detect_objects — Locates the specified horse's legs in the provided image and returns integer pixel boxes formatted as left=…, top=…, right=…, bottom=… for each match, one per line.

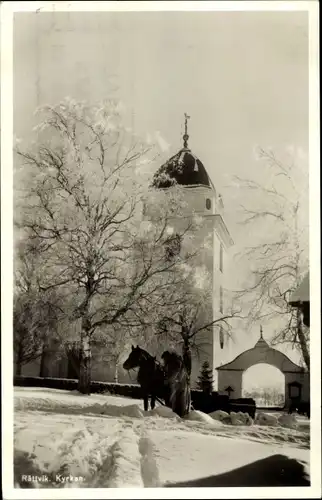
left=169, top=387, right=176, bottom=412
left=151, top=394, right=156, bottom=410
left=164, top=384, right=170, bottom=407
left=143, top=395, right=149, bottom=412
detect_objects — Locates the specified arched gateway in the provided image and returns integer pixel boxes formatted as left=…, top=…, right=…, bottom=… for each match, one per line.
left=216, top=328, right=309, bottom=405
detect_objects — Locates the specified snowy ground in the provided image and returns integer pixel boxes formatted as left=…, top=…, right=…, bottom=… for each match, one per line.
left=14, top=387, right=310, bottom=489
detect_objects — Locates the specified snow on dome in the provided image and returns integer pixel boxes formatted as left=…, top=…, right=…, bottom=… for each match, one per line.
left=289, top=272, right=310, bottom=304
left=152, top=148, right=211, bottom=189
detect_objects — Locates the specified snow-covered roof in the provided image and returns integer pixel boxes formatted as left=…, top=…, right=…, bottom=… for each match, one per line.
left=289, top=273, right=310, bottom=304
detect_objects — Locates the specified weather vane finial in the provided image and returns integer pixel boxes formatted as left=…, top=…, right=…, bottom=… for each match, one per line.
left=260, top=325, right=263, bottom=339
left=183, top=113, right=190, bottom=149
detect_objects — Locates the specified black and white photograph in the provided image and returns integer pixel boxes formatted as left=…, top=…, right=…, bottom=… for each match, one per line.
left=1, top=1, right=320, bottom=497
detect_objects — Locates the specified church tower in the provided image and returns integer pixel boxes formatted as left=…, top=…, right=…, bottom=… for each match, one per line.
left=152, top=115, right=233, bottom=387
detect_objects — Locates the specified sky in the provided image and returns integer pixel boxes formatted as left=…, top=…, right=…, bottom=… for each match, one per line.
left=243, top=364, right=285, bottom=393
left=13, top=9, right=309, bottom=384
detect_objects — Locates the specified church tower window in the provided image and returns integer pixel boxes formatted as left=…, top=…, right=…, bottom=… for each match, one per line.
left=219, top=243, right=224, bottom=272
left=220, top=285, right=224, bottom=314
left=206, top=198, right=211, bottom=210
left=219, top=325, right=224, bottom=349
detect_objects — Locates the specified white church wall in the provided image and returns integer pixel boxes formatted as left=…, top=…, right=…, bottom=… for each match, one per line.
left=179, top=185, right=217, bottom=216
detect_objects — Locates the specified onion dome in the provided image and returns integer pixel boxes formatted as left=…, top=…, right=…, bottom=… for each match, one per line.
left=152, top=114, right=211, bottom=189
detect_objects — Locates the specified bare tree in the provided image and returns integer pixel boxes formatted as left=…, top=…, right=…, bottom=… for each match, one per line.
left=15, top=98, right=196, bottom=394
left=231, top=148, right=309, bottom=370
left=244, top=387, right=284, bottom=406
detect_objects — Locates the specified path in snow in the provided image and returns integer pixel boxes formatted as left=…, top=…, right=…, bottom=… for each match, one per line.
left=15, top=411, right=160, bottom=488
left=14, top=388, right=310, bottom=488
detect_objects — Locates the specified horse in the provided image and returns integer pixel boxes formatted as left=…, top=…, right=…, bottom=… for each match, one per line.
left=161, top=349, right=191, bottom=417
left=123, top=345, right=165, bottom=411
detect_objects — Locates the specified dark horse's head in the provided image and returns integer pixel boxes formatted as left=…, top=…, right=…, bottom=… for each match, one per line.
left=123, top=345, right=155, bottom=371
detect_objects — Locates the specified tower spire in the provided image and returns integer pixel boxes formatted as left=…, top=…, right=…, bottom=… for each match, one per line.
left=183, top=113, right=190, bottom=149
left=260, top=325, right=263, bottom=339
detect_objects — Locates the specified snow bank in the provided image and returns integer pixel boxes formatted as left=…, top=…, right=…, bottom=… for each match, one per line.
left=278, top=414, right=299, bottom=429
left=86, top=403, right=144, bottom=419
left=230, top=411, right=246, bottom=426
left=147, top=406, right=179, bottom=419
left=210, top=410, right=253, bottom=426
left=230, top=411, right=253, bottom=426
left=15, top=389, right=145, bottom=419
left=209, top=410, right=231, bottom=424
left=184, top=410, right=224, bottom=427
left=255, top=412, right=278, bottom=427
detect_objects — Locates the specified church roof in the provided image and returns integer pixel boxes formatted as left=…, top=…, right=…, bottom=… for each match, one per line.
left=152, top=113, right=212, bottom=189
left=152, top=148, right=211, bottom=189
left=254, top=325, right=269, bottom=348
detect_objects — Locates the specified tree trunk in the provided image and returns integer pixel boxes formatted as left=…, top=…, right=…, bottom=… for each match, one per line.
left=114, top=362, right=119, bottom=383
left=182, top=338, right=192, bottom=414
left=39, top=342, right=50, bottom=378
left=78, top=334, right=91, bottom=394
left=297, top=307, right=310, bottom=371
left=182, top=337, right=192, bottom=378
left=15, top=339, right=23, bottom=376
left=78, top=301, right=92, bottom=394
